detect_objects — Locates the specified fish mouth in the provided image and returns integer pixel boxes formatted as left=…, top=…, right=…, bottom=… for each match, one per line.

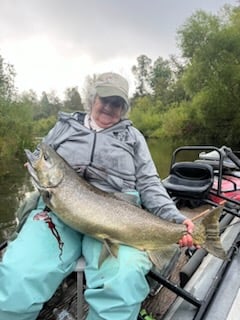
left=24, top=149, right=43, bottom=189
left=25, top=149, right=38, bottom=167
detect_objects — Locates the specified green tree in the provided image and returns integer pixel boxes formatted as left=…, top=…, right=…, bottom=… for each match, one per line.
left=40, top=91, right=50, bottom=114
left=129, top=96, right=163, bottom=137
left=177, top=10, right=220, bottom=60
left=0, top=53, right=34, bottom=160
left=33, top=115, right=57, bottom=137
left=132, top=55, right=152, bottom=97
left=81, top=74, right=99, bottom=111
left=19, top=90, right=42, bottom=120
left=46, top=90, right=63, bottom=116
left=176, top=5, right=240, bottom=146
left=151, top=57, right=172, bottom=101
left=64, top=87, right=84, bottom=112
left=0, top=55, right=16, bottom=100
left=150, top=56, right=188, bottom=107
left=0, top=99, right=34, bottom=159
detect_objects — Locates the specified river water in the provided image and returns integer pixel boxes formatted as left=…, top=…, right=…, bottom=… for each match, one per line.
left=0, top=139, right=194, bottom=243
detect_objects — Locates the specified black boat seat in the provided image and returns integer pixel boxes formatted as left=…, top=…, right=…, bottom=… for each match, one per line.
left=163, top=162, right=214, bottom=199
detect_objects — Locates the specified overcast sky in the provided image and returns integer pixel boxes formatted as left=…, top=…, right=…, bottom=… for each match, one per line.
left=0, top=0, right=237, bottom=97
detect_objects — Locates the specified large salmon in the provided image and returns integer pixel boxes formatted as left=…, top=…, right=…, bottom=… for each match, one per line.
left=25, top=143, right=226, bottom=269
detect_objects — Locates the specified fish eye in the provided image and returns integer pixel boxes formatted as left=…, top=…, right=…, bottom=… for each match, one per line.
left=43, top=153, right=49, bottom=161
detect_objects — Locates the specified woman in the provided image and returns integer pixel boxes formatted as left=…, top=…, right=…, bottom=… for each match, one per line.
left=0, top=72, right=194, bottom=320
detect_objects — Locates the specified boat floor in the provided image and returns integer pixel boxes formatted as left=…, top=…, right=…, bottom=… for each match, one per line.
left=37, top=272, right=89, bottom=320
left=37, top=247, right=189, bottom=320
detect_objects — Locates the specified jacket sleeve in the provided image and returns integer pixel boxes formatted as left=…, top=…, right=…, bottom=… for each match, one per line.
left=132, top=128, right=186, bottom=224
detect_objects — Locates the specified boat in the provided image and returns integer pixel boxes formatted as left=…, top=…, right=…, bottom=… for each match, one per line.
left=160, top=145, right=240, bottom=320
left=1, top=145, right=240, bottom=320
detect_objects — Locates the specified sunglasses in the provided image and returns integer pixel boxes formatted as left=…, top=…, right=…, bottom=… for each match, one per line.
left=99, top=96, right=125, bottom=109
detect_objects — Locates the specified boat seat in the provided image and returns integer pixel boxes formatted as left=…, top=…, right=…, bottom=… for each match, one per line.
left=163, top=162, right=214, bottom=199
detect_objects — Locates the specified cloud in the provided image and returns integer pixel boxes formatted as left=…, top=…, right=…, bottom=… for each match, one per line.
left=0, top=0, right=237, bottom=96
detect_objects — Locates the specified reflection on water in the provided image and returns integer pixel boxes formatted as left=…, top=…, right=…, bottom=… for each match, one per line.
left=148, top=139, right=200, bottom=178
left=0, top=159, right=34, bottom=243
left=148, top=138, right=175, bottom=179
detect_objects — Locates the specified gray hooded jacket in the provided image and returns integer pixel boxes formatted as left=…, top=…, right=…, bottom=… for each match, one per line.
left=39, top=111, right=186, bottom=223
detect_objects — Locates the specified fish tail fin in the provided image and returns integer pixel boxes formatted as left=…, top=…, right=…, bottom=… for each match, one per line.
left=195, top=206, right=227, bottom=260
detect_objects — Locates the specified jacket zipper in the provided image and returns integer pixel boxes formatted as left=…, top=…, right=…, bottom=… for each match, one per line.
left=90, top=130, right=97, bottom=164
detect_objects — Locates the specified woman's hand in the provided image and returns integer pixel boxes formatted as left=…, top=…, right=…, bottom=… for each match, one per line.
left=183, top=218, right=194, bottom=233
left=178, top=219, right=195, bottom=247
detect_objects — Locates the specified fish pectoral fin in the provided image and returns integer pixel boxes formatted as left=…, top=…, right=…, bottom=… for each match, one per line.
left=98, top=239, right=119, bottom=268
left=103, top=239, right=119, bottom=257
left=148, top=244, right=180, bottom=273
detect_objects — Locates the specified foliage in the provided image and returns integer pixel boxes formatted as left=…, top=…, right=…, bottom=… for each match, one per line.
left=0, top=99, right=34, bottom=160
left=0, top=56, right=16, bottom=100
left=81, top=74, right=98, bottom=111
left=63, top=87, right=84, bottom=112
left=151, top=57, right=172, bottom=101
left=33, top=115, right=58, bottom=137
left=0, top=56, right=32, bottom=160
left=178, top=5, right=240, bottom=146
left=129, top=96, right=163, bottom=137
left=132, top=55, right=152, bottom=96
left=38, top=91, right=63, bottom=119
left=130, top=4, right=240, bottom=148
left=0, top=54, right=84, bottom=164
left=177, top=10, right=220, bottom=60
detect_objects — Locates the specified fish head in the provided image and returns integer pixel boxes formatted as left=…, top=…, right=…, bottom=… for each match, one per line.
left=25, top=143, right=64, bottom=189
